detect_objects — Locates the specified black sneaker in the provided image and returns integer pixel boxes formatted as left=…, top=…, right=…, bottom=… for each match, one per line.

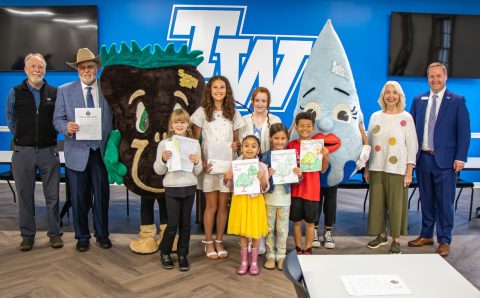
left=50, top=236, right=64, bottom=249
left=160, top=253, right=174, bottom=269
left=178, top=255, right=190, bottom=271
left=19, top=238, right=34, bottom=251
left=303, top=247, right=313, bottom=255
left=96, top=237, right=112, bottom=249
left=76, top=239, right=90, bottom=252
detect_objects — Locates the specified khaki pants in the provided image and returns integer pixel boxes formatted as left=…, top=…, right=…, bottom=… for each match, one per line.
left=367, top=171, right=408, bottom=238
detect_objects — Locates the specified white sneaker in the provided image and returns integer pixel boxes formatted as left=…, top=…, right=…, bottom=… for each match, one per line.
left=323, top=230, right=335, bottom=249
left=258, top=237, right=266, bottom=255
left=312, top=226, right=321, bottom=248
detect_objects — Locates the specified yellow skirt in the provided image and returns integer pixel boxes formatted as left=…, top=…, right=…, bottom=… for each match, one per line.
left=228, top=194, right=268, bottom=239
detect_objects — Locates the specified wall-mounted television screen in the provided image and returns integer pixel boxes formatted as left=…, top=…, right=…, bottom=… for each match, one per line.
left=0, top=6, right=98, bottom=71
left=389, top=12, right=480, bottom=78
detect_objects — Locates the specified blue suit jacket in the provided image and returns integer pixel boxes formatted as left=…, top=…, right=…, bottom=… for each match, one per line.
left=53, top=79, right=113, bottom=172
left=409, top=89, right=470, bottom=169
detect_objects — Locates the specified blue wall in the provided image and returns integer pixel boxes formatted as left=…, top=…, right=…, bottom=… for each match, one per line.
left=1, top=0, right=479, bottom=180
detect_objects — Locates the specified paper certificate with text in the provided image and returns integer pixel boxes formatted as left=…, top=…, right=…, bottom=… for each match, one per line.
left=75, top=108, right=102, bottom=140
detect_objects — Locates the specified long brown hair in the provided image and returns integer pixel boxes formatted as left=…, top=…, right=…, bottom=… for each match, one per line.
left=202, top=75, right=236, bottom=122
left=250, top=86, right=271, bottom=127
left=167, top=109, right=194, bottom=139
left=269, top=123, right=288, bottom=138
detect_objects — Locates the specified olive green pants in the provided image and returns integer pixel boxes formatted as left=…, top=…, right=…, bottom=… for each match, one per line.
left=367, top=171, right=408, bottom=238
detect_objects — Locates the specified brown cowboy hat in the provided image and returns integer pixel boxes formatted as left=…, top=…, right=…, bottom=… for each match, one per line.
left=66, top=48, right=101, bottom=69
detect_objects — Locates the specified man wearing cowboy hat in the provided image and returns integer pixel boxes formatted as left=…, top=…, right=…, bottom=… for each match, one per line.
left=53, top=48, right=113, bottom=252
left=6, top=53, right=63, bottom=251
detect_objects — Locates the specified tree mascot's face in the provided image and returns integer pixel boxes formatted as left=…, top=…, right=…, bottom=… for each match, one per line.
left=100, top=44, right=204, bottom=196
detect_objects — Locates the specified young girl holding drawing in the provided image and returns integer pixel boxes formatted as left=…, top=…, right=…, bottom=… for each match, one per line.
left=154, top=109, right=202, bottom=271
left=224, top=135, right=269, bottom=275
left=191, top=76, right=245, bottom=259
left=239, top=86, right=281, bottom=255
left=260, top=123, right=302, bottom=270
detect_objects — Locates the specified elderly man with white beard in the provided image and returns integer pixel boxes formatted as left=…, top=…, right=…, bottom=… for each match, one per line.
left=53, top=48, right=113, bottom=252
left=6, top=53, right=63, bottom=251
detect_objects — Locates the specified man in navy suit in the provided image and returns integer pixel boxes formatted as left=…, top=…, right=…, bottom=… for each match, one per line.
left=53, top=48, right=113, bottom=252
left=408, top=62, right=470, bottom=257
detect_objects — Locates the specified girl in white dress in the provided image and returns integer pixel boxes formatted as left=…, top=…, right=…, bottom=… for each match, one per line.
left=191, top=76, right=245, bottom=259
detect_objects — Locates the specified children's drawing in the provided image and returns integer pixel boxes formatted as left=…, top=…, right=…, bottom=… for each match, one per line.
left=271, top=149, right=299, bottom=184
left=300, top=139, right=324, bottom=172
left=165, top=140, right=181, bottom=172
left=232, top=159, right=260, bottom=195
left=172, top=135, right=198, bottom=172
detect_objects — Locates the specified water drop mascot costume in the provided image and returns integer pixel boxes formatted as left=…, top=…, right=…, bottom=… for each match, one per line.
left=290, top=20, right=370, bottom=245
left=100, top=41, right=204, bottom=254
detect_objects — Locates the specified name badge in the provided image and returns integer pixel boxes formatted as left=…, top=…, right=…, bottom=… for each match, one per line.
left=421, top=96, right=429, bottom=100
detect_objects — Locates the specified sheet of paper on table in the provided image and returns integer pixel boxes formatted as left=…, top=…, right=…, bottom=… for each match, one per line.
left=340, top=274, right=412, bottom=296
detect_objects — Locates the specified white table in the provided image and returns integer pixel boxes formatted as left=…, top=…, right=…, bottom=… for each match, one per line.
left=298, top=254, right=479, bottom=298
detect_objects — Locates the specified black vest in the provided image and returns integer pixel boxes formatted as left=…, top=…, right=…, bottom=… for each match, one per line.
left=13, top=79, right=57, bottom=147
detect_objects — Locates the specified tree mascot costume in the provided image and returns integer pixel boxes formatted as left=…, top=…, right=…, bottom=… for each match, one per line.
left=290, top=20, right=370, bottom=242
left=100, top=41, right=204, bottom=254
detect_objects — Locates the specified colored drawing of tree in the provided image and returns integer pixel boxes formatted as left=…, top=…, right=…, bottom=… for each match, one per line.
left=248, top=165, right=258, bottom=176
left=235, top=173, right=254, bottom=192
left=301, top=152, right=316, bottom=170
left=275, top=164, right=291, bottom=182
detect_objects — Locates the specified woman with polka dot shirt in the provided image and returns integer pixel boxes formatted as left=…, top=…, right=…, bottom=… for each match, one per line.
left=364, top=81, right=418, bottom=254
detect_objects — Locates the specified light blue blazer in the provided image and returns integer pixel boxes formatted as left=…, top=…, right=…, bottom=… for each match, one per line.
left=53, top=79, right=113, bottom=172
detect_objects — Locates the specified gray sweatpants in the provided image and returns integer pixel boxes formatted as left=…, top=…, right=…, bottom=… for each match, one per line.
left=12, top=145, right=61, bottom=239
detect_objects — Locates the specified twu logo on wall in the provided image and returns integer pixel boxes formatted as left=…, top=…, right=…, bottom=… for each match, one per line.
left=168, top=5, right=317, bottom=112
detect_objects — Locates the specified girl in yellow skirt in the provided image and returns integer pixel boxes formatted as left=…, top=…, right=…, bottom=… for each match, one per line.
left=224, top=135, right=269, bottom=275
